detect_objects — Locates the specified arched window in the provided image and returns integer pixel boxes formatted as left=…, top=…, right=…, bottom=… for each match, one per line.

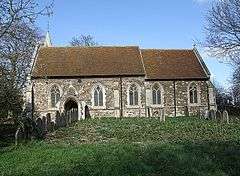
left=51, top=85, right=60, bottom=107
left=129, top=84, right=138, bottom=106
left=94, top=85, right=103, bottom=106
left=189, top=83, right=198, bottom=104
left=152, top=83, right=161, bottom=105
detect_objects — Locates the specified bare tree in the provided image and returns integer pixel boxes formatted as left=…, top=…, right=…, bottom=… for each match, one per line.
left=0, top=22, right=41, bottom=89
left=0, top=0, right=53, bottom=40
left=0, top=0, right=52, bottom=119
left=70, top=35, right=98, bottom=47
left=204, top=0, right=240, bottom=65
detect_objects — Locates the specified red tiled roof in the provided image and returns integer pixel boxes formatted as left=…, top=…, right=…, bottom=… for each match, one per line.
left=31, top=46, right=210, bottom=80
left=32, top=46, right=145, bottom=77
left=141, top=49, right=209, bottom=80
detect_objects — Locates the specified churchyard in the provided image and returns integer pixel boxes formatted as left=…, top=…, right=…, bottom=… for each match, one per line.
left=0, top=116, right=240, bottom=176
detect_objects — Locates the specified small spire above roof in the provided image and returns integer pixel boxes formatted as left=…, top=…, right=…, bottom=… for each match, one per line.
left=43, top=31, right=52, bottom=47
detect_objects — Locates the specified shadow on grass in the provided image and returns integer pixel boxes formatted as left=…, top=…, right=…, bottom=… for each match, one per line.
left=1, top=141, right=240, bottom=176
left=69, top=141, right=240, bottom=176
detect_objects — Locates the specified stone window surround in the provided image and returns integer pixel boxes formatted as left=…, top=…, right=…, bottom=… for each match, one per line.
left=48, top=83, right=63, bottom=111
left=91, top=83, right=106, bottom=109
left=150, top=82, right=164, bottom=108
left=67, top=85, right=78, bottom=96
left=126, top=83, right=141, bottom=108
left=187, top=81, right=201, bottom=106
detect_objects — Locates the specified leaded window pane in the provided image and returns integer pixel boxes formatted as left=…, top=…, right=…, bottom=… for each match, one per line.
left=194, top=89, right=198, bottom=103
left=94, top=90, right=98, bottom=106
left=129, top=84, right=138, bottom=106
left=189, top=83, right=198, bottom=104
left=152, top=83, right=161, bottom=105
left=190, top=91, right=194, bottom=104
left=99, top=89, right=103, bottom=106
left=134, top=91, right=138, bottom=105
left=129, top=91, right=134, bottom=105
left=152, top=90, right=156, bottom=104
left=51, top=86, right=60, bottom=107
left=94, top=85, right=104, bottom=107
left=157, top=90, right=161, bottom=104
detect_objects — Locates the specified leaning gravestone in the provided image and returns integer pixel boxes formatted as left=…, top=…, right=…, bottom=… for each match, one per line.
left=222, top=110, right=229, bottom=124
left=209, top=109, right=216, bottom=120
left=15, top=127, right=24, bottom=146
left=216, top=110, right=222, bottom=122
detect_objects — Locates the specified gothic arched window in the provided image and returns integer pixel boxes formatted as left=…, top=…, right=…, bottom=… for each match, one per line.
left=189, top=83, right=198, bottom=104
left=51, top=85, right=60, bottom=107
left=152, top=83, right=161, bottom=105
left=94, top=85, right=103, bottom=106
left=129, top=84, right=138, bottom=106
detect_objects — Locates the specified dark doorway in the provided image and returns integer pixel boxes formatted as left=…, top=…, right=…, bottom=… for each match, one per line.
left=64, top=99, right=79, bottom=122
left=64, top=99, right=78, bottom=112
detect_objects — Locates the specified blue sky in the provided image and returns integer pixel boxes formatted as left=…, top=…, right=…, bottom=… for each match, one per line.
left=37, top=0, right=232, bottom=87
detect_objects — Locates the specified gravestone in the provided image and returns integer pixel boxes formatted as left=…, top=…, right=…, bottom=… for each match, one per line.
left=216, top=110, right=222, bottom=121
left=65, top=111, right=69, bottom=127
left=209, top=109, right=216, bottom=120
left=55, top=111, right=61, bottom=128
left=36, top=118, right=43, bottom=131
left=184, top=106, right=189, bottom=117
left=204, top=110, right=209, bottom=119
left=197, top=110, right=201, bottom=119
left=49, top=122, right=55, bottom=132
left=160, top=108, right=165, bottom=122
left=152, top=110, right=159, bottom=118
left=46, top=113, right=51, bottom=131
left=42, top=116, right=47, bottom=132
left=147, top=107, right=150, bottom=118
left=15, top=127, right=24, bottom=145
left=223, top=110, right=229, bottom=124
left=73, top=109, right=78, bottom=122
left=85, top=105, right=91, bottom=119
left=61, top=112, right=67, bottom=127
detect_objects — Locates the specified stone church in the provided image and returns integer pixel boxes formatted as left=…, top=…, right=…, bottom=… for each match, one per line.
left=29, top=34, right=216, bottom=120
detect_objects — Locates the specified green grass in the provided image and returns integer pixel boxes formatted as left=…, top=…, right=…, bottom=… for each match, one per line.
left=0, top=117, right=240, bottom=176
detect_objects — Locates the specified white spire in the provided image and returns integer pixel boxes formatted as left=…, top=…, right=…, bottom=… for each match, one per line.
left=43, top=31, right=52, bottom=47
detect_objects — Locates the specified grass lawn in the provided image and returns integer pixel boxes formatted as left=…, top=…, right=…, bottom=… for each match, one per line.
left=0, top=117, right=240, bottom=176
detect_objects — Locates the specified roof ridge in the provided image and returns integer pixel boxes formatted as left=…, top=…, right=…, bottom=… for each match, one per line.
left=141, top=48, right=193, bottom=51
left=42, top=45, right=140, bottom=49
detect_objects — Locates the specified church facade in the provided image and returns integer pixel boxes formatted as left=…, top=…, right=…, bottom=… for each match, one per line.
left=30, top=39, right=216, bottom=120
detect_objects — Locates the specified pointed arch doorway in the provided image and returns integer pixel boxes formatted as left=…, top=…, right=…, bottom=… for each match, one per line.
left=64, top=98, right=79, bottom=122
left=64, top=99, right=78, bottom=111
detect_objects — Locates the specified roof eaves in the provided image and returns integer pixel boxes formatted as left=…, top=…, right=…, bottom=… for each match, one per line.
left=193, top=48, right=211, bottom=77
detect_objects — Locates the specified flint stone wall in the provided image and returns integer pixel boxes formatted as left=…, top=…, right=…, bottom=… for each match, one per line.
left=32, top=77, right=215, bottom=119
